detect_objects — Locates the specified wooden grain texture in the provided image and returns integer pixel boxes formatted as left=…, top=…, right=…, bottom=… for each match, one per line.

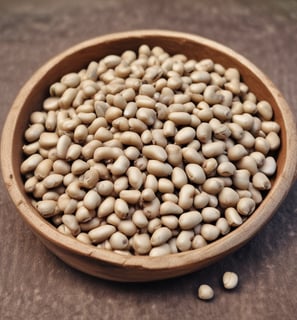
left=0, top=0, right=297, bottom=319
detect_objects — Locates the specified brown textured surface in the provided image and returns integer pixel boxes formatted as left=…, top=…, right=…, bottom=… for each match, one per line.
left=0, top=0, right=297, bottom=319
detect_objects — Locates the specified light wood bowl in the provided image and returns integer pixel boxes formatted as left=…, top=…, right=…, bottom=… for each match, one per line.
left=1, top=30, right=297, bottom=282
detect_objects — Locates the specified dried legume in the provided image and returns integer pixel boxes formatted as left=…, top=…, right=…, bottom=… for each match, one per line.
left=21, top=44, right=281, bottom=256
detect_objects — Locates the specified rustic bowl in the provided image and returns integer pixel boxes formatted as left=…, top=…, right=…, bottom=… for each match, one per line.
left=1, top=30, right=297, bottom=282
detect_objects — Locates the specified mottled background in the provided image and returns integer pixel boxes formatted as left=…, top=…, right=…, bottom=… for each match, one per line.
left=0, top=0, right=297, bottom=319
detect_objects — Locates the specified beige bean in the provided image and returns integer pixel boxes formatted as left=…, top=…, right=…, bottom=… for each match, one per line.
left=34, top=159, right=53, bottom=180
left=59, top=88, right=77, bottom=109
left=66, top=180, right=85, bottom=200
left=36, top=200, right=58, bottom=218
left=128, top=118, right=148, bottom=134
left=93, top=146, right=123, bottom=162
left=49, top=83, right=67, bottom=97
left=23, top=141, right=40, bottom=155
left=132, top=233, right=152, bottom=255
left=232, top=113, right=254, bottom=130
left=237, top=156, right=258, bottom=175
left=227, top=144, right=248, bottom=161
left=81, top=168, right=100, bottom=189
left=160, top=201, right=183, bottom=215
left=198, top=285, right=214, bottom=301
left=259, top=156, right=277, bottom=176
left=257, top=100, right=273, bottom=121
left=216, top=217, right=231, bottom=235
left=254, top=137, right=270, bottom=155
left=196, top=123, right=212, bottom=143
left=179, top=211, right=202, bottom=230
left=212, top=104, right=232, bottom=121
left=223, top=271, right=239, bottom=290
left=248, top=183, right=263, bottom=204
left=171, top=167, right=187, bottom=189
left=76, top=206, right=95, bottom=223
left=217, top=162, right=236, bottom=177
left=201, top=224, right=220, bottom=241
left=83, top=190, right=101, bottom=210
left=151, top=129, right=167, bottom=147
left=225, top=207, right=243, bottom=226
left=166, top=144, right=183, bottom=166
left=96, top=180, right=114, bottom=196
left=21, top=154, right=44, bottom=174
left=142, top=145, right=167, bottom=162
left=126, top=166, right=143, bottom=189
left=178, top=184, right=196, bottom=210
left=219, top=187, right=239, bottom=208
left=76, top=233, right=92, bottom=245
left=62, top=214, right=80, bottom=236
left=25, top=123, right=44, bottom=143
left=201, top=207, right=220, bottom=223
left=194, top=192, right=209, bottom=209
left=185, top=163, right=206, bottom=184
left=237, top=197, right=256, bottom=216
left=149, top=243, right=171, bottom=257
left=119, top=190, right=141, bottom=204
left=109, top=232, right=129, bottom=250
left=202, top=178, right=224, bottom=195
left=42, top=173, right=63, bottom=189
left=71, top=159, right=89, bottom=176
left=176, top=230, right=194, bottom=251
left=135, top=95, right=156, bottom=109
left=252, top=172, right=271, bottom=190
left=151, top=227, right=172, bottom=246
left=182, top=147, right=204, bottom=165
left=227, top=122, right=244, bottom=140
left=157, top=178, right=174, bottom=193
left=136, top=108, right=156, bottom=126
left=161, top=215, right=179, bottom=230
left=80, top=217, right=100, bottom=232
left=163, top=120, right=176, bottom=137
left=192, top=235, right=208, bottom=249
left=132, top=210, right=148, bottom=228
left=140, top=188, right=155, bottom=202
left=88, top=225, right=116, bottom=244
left=38, top=132, right=59, bottom=149
left=233, top=169, right=250, bottom=190
left=175, top=127, right=196, bottom=145
left=143, top=197, right=161, bottom=219
left=117, top=220, right=137, bottom=237
left=106, top=213, right=121, bottom=227
left=266, top=131, right=280, bottom=151
left=112, top=177, right=128, bottom=195
left=144, top=174, right=158, bottom=192
left=202, top=141, right=225, bottom=158
left=97, top=197, right=115, bottom=218
left=119, top=131, right=143, bottom=149
left=61, top=72, right=81, bottom=87
left=56, top=135, right=72, bottom=159
left=168, top=112, right=192, bottom=126
left=147, top=160, right=172, bottom=177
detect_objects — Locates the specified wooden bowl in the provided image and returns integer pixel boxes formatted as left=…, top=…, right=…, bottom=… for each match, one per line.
left=1, top=30, right=297, bottom=282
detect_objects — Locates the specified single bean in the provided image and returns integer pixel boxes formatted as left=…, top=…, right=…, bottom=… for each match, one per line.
left=160, top=201, right=183, bottom=215
left=147, top=160, right=172, bottom=177
left=178, top=184, right=195, bottom=210
left=200, top=224, right=220, bottom=241
left=176, top=230, right=194, bottom=251
left=225, top=207, right=243, bottom=226
left=185, top=163, right=206, bottom=184
left=88, top=225, right=116, bottom=244
left=151, top=227, right=172, bottom=246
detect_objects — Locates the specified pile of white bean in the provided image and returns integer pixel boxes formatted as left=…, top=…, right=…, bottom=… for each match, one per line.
left=21, top=44, right=280, bottom=256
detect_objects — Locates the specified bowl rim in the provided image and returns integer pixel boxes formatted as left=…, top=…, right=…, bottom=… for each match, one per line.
left=1, top=29, right=297, bottom=275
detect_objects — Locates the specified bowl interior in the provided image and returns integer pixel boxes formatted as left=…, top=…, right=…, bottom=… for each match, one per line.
left=2, top=30, right=297, bottom=281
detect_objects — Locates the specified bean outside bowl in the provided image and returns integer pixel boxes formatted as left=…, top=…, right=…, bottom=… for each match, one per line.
left=1, top=30, right=297, bottom=282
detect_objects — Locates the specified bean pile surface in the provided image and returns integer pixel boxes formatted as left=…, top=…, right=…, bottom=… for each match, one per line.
left=21, top=44, right=280, bottom=256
